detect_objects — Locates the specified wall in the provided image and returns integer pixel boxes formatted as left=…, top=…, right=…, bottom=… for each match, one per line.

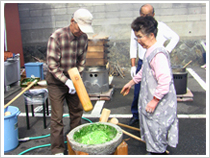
left=17, top=2, right=207, bottom=67
left=4, top=3, right=25, bottom=67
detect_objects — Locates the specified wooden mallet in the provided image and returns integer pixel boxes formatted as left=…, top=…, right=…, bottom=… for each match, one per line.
left=108, top=118, right=145, bottom=143
left=99, top=108, right=111, bottom=122
left=4, top=79, right=38, bottom=116
left=68, top=67, right=93, bottom=112
left=108, top=117, right=140, bottom=131
left=108, top=117, right=170, bottom=154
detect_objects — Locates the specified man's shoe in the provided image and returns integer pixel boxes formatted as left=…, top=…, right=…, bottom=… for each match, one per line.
left=201, top=64, right=206, bottom=68
left=128, top=117, right=139, bottom=126
left=55, top=153, right=64, bottom=155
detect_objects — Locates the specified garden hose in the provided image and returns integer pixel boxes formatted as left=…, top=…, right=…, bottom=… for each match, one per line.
left=18, top=116, right=92, bottom=155
left=18, top=143, right=52, bottom=155
left=18, top=134, right=50, bottom=142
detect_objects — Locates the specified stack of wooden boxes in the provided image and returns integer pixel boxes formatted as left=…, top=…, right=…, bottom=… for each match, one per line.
left=86, top=37, right=109, bottom=67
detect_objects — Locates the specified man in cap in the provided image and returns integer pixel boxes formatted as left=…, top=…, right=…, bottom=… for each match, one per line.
left=128, top=4, right=179, bottom=126
left=46, top=8, right=94, bottom=155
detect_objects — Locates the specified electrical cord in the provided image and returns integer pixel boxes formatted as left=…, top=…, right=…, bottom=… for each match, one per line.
left=18, top=116, right=92, bottom=155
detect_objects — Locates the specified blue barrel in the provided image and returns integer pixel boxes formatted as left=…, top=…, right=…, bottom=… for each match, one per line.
left=4, top=106, right=21, bottom=153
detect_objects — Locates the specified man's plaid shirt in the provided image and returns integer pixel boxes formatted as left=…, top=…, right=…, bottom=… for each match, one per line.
left=47, top=26, right=88, bottom=83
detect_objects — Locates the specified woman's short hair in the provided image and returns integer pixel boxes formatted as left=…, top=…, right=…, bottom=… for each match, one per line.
left=131, top=16, right=158, bottom=37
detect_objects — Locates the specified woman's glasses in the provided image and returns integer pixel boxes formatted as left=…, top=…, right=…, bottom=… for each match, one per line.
left=134, top=35, right=147, bottom=41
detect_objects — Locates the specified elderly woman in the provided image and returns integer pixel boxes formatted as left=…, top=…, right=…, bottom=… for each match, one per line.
left=121, top=16, right=178, bottom=155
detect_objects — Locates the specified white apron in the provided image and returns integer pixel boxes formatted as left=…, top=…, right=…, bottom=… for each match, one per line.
left=138, top=47, right=179, bottom=153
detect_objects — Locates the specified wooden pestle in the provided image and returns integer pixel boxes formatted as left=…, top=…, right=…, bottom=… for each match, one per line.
left=68, top=67, right=93, bottom=112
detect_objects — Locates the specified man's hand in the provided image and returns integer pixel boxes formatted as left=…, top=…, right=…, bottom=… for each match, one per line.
left=65, top=79, right=76, bottom=94
left=130, top=66, right=136, bottom=78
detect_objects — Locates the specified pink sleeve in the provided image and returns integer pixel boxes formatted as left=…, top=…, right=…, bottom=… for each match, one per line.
left=151, top=53, right=171, bottom=99
left=133, top=66, right=143, bottom=84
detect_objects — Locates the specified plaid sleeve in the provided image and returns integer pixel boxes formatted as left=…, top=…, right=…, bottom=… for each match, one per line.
left=47, top=37, right=68, bottom=83
left=77, top=35, right=88, bottom=74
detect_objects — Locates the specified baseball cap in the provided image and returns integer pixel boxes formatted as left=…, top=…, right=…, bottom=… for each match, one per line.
left=73, top=8, right=94, bottom=33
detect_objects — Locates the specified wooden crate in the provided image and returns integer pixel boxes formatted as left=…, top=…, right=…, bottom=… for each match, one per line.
left=86, top=58, right=107, bottom=66
left=86, top=37, right=109, bottom=66
left=86, top=52, right=106, bottom=59
left=88, top=40, right=107, bottom=46
left=87, top=45, right=105, bottom=52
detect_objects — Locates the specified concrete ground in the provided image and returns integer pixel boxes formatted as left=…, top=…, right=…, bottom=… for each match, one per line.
left=3, top=66, right=207, bottom=156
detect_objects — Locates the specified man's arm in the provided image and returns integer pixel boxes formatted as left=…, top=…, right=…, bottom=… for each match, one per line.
left=46, top=37, right=68, bottom=83
left=162, top=22, right=180, bottom=53
left=77, top=35, right=88, bottom=75
left=130, top=30, right=138, bottom=77
left=77, top=41, right=88, bottom=75
left=131, top=58, right=136, bottom=67
left=130, top=30, right=138, bottom=60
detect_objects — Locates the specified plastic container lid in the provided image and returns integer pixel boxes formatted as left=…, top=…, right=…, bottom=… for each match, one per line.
left=25, top=62, right=43, bottom=66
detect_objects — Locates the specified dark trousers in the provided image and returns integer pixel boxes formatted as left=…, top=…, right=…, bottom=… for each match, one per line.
left=203, top=52, right=206, bottom=63
left=46, top=72, right=83, bottom=154
left=131, top=59, right=143, bottom=119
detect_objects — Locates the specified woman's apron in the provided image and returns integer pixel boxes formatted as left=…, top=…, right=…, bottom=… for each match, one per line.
left=138, top=47, right=179, bottom=153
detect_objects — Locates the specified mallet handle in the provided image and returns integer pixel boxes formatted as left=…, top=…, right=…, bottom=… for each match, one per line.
left=68, top=67, right=93, bottom=112
left=122, top=129, right=145, bottom=143
left=4, top=80, right=38, bottom=109
left=183, top=60, right=192, bottom=68
left=122, top=129, right=169, bottom=154
left=117, top=123, right=140, bottom=131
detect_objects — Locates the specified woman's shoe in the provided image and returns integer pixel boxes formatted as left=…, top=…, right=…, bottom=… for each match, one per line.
left=145, top=152, right=152, bottom=155
left=146, top=151, right=168, bottom=155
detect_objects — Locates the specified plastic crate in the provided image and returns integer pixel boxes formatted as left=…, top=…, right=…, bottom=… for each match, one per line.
left=25, top=62, right=44, bottom=80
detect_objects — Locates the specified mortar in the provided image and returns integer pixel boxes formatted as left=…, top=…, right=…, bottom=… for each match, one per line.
left=67, top=122, right=123, bottom=155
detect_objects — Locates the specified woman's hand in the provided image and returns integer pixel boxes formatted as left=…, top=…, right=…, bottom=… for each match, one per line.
left=120, top=84, right=130, bottom=96
left=145, top=98, right=159, bottom=113
left=120, top=80, right=135, bottom=96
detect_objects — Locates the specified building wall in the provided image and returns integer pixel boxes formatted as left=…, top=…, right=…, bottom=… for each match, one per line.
left=4, top=3, right=25, bottom=67
left=18, top=2, right=207, bottom=67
